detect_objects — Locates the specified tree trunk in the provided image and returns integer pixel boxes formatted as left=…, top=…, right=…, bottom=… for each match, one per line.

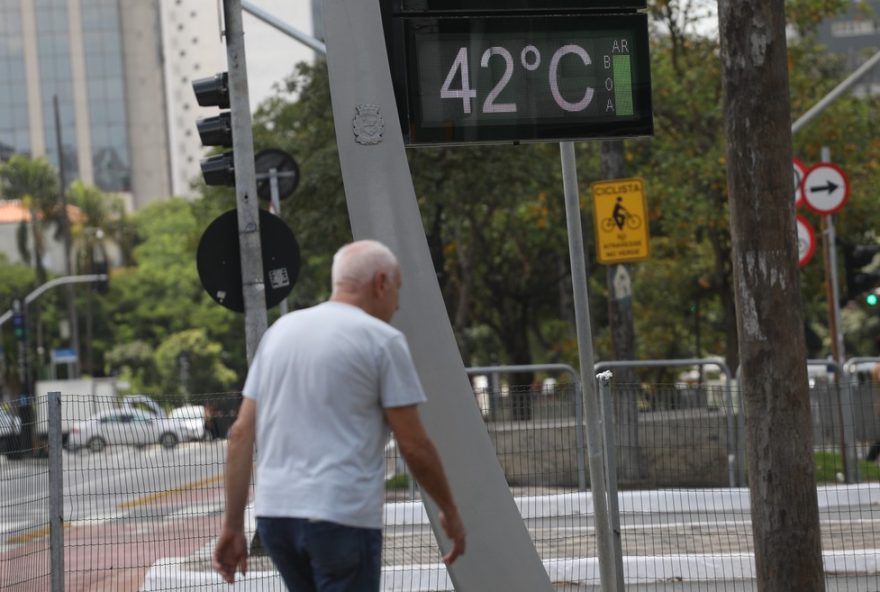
left=600, top=140, right=643, bottom=481
left=717, top=1, right=825, bottom=590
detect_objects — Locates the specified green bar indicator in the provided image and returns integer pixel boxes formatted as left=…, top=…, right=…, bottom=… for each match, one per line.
left=613, top=54, right=634, bottom=116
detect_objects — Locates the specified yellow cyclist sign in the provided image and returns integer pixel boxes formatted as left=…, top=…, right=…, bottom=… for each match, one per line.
left=591, top=177, right=649, bottom=264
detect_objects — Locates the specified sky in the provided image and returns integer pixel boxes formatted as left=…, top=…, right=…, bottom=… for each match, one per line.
left=240, top=0, right=317, bottom=108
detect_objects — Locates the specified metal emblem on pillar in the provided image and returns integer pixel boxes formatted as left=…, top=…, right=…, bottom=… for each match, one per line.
left=353, top=104, right=384, bottom=145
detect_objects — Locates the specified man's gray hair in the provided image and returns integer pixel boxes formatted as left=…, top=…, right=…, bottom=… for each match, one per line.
left=331, top=240, right=399, bottom=290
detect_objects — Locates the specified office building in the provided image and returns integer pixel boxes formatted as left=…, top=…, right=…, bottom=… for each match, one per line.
left=818, top=0, right=880, bottom=95
left=0, top=0, right=225, bottom=209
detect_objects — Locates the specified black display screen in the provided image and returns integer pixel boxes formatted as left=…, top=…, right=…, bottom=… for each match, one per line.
left=393, top=0, right=647, bottom=13
left=390, top=13, right=653, bottom=145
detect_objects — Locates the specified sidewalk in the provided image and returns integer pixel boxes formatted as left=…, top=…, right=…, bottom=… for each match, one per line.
left=142, top=484, right=880, bottom=591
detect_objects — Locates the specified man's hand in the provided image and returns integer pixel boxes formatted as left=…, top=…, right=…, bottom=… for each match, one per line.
left=440, top=508, right=466, bottom=565
left=212, top=526, right=248, bottom=583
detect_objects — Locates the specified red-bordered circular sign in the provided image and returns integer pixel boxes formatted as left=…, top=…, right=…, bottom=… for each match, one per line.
left=793, top=158, right=807, bottom=208
left=802, top=162, right=849, bottom=215
left=796, top=215, right=816, bottom=268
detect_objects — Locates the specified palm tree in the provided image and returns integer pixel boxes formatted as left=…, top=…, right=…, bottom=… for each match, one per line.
left=67, top=181, right=135, bottom=374
left=68, top=181, right=134, bottom=272
left=0, top=155, right=62, bottom=284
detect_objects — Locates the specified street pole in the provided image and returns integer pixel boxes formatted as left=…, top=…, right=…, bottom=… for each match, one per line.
left=53, top=95, right=80, bottom=378
left=560, top=141, right=617, bottom=592
left=0, top=274, right=108, bottom=329
left=792, top=49, right=880, bottom=134
left=241, top=0, right=326, bottom=55
left=818, top=146, right=858, bottom=483
left=820, top=146, right=845, bottom=365
left=224, top=0, right=268, bottom=362
left=12, top=298, right=33, bottom=451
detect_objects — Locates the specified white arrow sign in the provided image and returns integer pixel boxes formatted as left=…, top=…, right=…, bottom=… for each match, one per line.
left=802, top=162, right=849, bottom=215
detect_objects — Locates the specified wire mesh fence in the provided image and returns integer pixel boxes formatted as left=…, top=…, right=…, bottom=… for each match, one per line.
left=0, top=375, right=878, bottom=591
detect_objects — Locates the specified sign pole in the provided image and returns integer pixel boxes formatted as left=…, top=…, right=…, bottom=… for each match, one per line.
left=223, top=0, right=268, bottom=362
left=817, top=146, right=859, bottom=483
left=560, top=141, right=618, bottom=592
left=820, top=147, right=845, bottom=364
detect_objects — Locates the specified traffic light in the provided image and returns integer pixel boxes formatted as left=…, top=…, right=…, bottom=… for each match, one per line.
left=11, top=300, right=25, bottom=341
left=193, top=72, right=235, bottom=186
left=841, top=242, right=880, bottom=303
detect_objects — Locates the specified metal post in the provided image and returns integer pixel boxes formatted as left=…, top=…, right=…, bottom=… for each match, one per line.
left=597, top=371, right=624, bottom=591
left=818, top=146, right=855, bottom=482
left=48, top=391, right=64, bottom=592
left=734, top=379, right=746, bottom=487
left=241, top=0, right=327, bottom=55
left=560, top=140, right=615, bottom=591
left=268, top=168, right=289, bottom=316
left=489, top=372, right=500, bottom=422
left=573, top=381, right=587, bottom=491
left=224, top=0, right=268, bottom=363
left=792, top=49, right=880, bottom=134
left=53, top=96, right=80, bottom=378
left=0, top=274, right=109, bottom=329
left=821, top=147, right=845, bottom=364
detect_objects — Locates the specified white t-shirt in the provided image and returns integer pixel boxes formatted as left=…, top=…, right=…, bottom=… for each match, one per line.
left=242, top=301, right=427, bottom=529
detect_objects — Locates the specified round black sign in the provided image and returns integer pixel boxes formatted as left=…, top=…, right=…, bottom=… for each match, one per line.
left=255, top=148, right=299, bottom=201
left=197, top=209, right=301, bottom=313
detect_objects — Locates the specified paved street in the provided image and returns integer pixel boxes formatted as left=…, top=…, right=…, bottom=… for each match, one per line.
left=2, top=441, right=879, bottom=591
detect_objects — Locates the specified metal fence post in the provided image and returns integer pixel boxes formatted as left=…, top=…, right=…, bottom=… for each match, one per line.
left=597, top=372, right=624, bottom=591
left=808, top=359, right=859, bottom=483
left=573, top=381, right=587, bottom=491
left=840, top=379, right=859, bottom=484
left=48, top=391, right=64, bottom=592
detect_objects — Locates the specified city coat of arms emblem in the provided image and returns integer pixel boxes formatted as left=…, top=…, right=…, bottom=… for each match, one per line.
left=353, top=104, right=384, bottom=145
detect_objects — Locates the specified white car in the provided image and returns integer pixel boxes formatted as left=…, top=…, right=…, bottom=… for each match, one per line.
left=0, top=409, right=21, bottom=456
left=68, top=409, right=185, bottom=453
left=168, top=405, right=208, bottom=441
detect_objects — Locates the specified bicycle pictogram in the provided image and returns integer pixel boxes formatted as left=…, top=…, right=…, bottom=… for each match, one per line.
left=601, top=196, right=642, bottom=231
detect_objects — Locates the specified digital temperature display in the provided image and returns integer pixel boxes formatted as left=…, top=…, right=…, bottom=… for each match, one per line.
left=389, top=14, right=653, bottom=145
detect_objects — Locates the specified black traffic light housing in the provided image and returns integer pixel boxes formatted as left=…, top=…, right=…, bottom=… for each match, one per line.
left=193, top=72, right=235, bottom=186
left=192, top=72, right=230, bottom=108
left=841, top=242, right=880, bottom=304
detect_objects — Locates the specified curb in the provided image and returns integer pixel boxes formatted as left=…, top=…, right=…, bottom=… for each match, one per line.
left=142, top=484, right=880, bottom=590
left=142, top=550, right=880, bottom=591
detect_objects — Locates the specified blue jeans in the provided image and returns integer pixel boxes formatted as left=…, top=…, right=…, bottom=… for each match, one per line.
left=256, top=517, right=382, bottom=592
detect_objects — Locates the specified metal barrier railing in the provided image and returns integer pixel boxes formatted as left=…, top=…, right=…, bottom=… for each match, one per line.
left=3, top=362, right=879, bottom=590
left=465, top=364, right=586, bottom=490
left=594, top=358, right=741, bottom=487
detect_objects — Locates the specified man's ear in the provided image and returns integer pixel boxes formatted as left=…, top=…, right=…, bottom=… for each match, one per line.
left=372, top=271, right=386, bottom=296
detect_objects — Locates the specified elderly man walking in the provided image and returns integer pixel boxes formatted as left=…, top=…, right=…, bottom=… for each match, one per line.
left=213, top=239, right=465, bottom=591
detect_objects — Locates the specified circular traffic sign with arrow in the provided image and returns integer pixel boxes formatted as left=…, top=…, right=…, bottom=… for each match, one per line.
left=796, top=215, right=816, bottom=268
left=793, top=158, right=806, bottom=208
left=801, top=162, right=849, bottom=215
